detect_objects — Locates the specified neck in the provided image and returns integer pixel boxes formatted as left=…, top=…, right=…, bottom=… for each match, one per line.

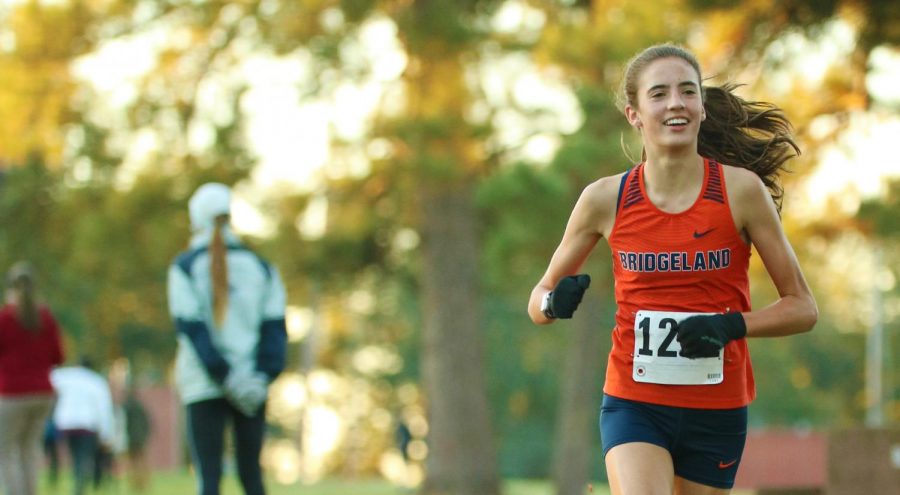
left=644, top=151, right=704, bottom=191
left=643, top=141, right=698, bottom=167
left=642, top=152, right=705, bottom=213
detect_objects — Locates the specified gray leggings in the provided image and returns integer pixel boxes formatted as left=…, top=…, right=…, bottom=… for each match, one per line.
left=0, top=394, right=55, bottom=495
left=186, top=398, right=267, bottom=495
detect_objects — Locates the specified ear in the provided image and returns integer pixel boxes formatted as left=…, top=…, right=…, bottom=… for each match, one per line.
left=625, top=104, right=642, bottom=129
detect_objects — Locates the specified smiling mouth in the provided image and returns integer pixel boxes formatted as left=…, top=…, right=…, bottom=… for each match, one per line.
left=664, top=118, right=688, bottom=126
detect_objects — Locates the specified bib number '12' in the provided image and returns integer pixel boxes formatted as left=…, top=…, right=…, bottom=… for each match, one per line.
left=633, top=310, right=724, bottom=385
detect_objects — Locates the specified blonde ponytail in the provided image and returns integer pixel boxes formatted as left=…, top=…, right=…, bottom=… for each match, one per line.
left=210, top=216, right=229, bottom=328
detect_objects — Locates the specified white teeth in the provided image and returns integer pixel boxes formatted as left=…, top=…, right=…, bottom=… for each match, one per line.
left=665, top=118, right=688, bottom=125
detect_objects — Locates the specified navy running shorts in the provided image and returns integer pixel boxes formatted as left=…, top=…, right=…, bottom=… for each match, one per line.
left=599, top=393, right=748, bottom=489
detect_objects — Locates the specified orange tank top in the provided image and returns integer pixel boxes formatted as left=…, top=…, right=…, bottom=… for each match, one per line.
left=604, top=158, right=755, bottom=409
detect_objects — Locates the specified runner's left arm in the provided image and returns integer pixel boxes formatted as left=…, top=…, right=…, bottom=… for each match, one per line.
left=731, top=168, right=817, bottom=337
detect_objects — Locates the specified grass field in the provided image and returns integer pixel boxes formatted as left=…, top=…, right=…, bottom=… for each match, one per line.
left=43, top=471, right=612, bottom=495
left=44, top=471, right=757, bottom=494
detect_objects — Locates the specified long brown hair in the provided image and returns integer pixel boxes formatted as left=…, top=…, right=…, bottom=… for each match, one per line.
left=210, top=215, right=229, bottom=328
left=619, top=43, right=800, bottom=212
left=6, top=261, right=41, bottom=331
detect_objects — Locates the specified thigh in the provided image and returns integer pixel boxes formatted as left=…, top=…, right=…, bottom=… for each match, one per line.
left=672, top=406, right=747, bottom=491
left=232, top=404, right=266, bottom=465
left=67, top=433, right=98, bottom=472
left=600, top=395, right=682, bottom=495
left=606, top=442, right=674, bottom=495
left=675, top=476, right=732, bottom=495
left=23, top=397, right=54, bottom=445
left=187, top=399, right=228, bottom=471
left=0, top=399, right=21, bottom=451
left=600, top=394, right=677, bottom=456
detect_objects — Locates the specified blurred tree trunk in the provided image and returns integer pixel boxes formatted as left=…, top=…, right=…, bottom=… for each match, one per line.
left=420, top=182, right=500, bottom=495
left=393, top=1, right=503, bottom=492
left=552, top=286, right=607, bottom=494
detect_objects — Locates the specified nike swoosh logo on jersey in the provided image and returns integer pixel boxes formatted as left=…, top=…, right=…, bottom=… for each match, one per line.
left=693, top=228, right=716, bottom=238
left=718, top=459, right=737, bottom=469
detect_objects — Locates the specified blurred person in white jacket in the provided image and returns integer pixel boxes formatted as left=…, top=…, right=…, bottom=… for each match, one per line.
left=50, top=357, right=115, bottom=495
left=167, top=183, right=288, bottom=495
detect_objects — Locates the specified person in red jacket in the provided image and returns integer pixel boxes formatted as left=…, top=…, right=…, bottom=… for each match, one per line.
left=528, top=43, right=817, bottom=494
left=0, top=261, right=65, bottom=495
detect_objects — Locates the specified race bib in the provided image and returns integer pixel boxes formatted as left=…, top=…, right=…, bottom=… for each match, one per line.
left=633, top=310, right=724, bottom=385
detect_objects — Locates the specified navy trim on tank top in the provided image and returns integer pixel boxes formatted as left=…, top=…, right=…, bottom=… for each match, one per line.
left=704, top=160, right=725, bottom=204
left=616, top=168, right=633, bottom=215
left=616, top=160, right=724, bottom=216
left=621, top=164, right=644, bottom=210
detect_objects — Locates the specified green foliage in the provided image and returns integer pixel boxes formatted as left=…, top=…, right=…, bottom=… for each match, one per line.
left=749, top=329, right=867, bottom=427
left=43, top=470, right=613, bottom=495
left=395, top=0, right=500, bottom=55
left=1, top=0, right=899, bottom=485
left=484, top=297, right=563, bottom=477
left=477, top=164, right=569, bottom=290
left=858, top=178, right=900, bottom=239
left=0, top=155, right=60, bottom=269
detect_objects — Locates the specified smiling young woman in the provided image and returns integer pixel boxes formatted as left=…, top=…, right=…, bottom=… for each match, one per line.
left=527, top=43, right=818, bottom=495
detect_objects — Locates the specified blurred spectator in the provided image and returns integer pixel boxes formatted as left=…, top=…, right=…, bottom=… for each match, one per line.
left=396, top=418, right=412, bottom=463
left=122, top=386, right=152, bottom=492
left=43, top=416, right=60, bottom=487
left=0, top=261, right=65, bottom=495
left=92, top=443, right=115, bottom=491
left=50, top=357, right=116, bottom=495
left=168, top=183, right=288, bottom=495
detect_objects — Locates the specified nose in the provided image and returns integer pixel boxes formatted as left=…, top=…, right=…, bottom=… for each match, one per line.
left=667, top=93, right=685, bottom=110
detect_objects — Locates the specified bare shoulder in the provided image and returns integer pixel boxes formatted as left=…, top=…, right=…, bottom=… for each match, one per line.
left=722, top=164, right=769, bottom=204
left=577, top=171, right=627, bottom=238
left=583, top=172, right=626, bottom=203
left=722, top=165, right=780, bottom=234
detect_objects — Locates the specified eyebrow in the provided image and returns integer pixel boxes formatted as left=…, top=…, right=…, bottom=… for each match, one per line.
left=647, top=81, right=699, bottom=93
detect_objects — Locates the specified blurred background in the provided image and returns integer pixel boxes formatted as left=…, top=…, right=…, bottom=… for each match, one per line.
left=0, top=0, right=898, bottom=494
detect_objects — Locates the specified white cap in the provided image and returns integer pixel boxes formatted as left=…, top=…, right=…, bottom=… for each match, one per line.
left=188, top=183, right=231, bottom=231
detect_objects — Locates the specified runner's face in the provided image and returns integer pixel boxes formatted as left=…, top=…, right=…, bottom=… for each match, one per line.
left=626, top=57, right=705, bottom=151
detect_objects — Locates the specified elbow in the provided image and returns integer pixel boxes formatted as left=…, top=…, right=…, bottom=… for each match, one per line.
left=805, top=305, right=819, bottom=333
left=798, top=296, right=818, bottom=334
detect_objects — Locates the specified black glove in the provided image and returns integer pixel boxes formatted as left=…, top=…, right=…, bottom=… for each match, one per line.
left=545, top=274, right=591, bottom=319
left=675, top=312, right=746, bottom=358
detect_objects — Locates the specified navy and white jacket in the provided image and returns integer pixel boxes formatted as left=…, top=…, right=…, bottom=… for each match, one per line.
left=167, top=227, right=287, bottom=405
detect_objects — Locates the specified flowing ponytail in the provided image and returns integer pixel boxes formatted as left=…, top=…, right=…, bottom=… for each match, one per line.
left=620, top=43, right=800, bottom=212
left=699, top=84, right=799, bottom=212
left=6, top=261, right=41, bottom=331
left=210, top=215, right=229, bottom=328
